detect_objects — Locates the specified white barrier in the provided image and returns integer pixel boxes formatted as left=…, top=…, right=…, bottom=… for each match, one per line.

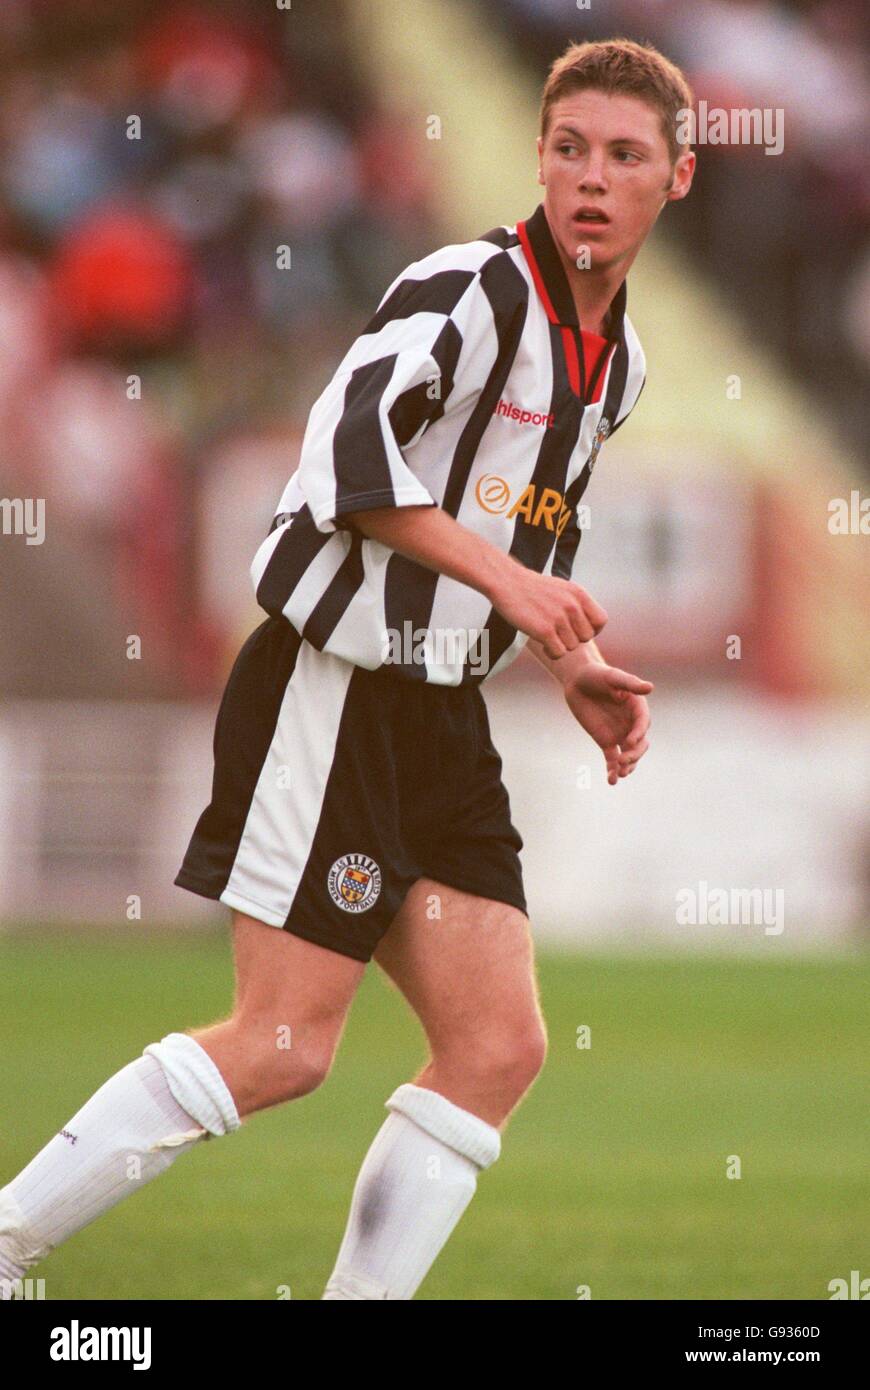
left=0, top=689, right=867, bottom=949
left=487, top=676, right=869, bottom=950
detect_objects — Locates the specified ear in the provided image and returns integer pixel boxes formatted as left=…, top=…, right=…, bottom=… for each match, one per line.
left=664, top=149, right=696, bottom=203
left=536, top=134, right=545, bottom=186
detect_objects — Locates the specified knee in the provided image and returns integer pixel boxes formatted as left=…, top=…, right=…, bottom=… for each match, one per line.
left=233, top=1022, right=336, bottom=1111
left=460, top=1018, right=548, bottom=1100
left=504, top=1020, right=548, bottom=1093
left=271, top=1044, right=333, bottom=1104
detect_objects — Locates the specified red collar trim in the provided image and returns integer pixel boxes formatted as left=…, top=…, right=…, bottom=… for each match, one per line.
left=517, top=218, right=559, bottom=325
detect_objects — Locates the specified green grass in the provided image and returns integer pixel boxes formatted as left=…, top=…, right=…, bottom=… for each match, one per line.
left=1, top=931, right=867, bottom=1300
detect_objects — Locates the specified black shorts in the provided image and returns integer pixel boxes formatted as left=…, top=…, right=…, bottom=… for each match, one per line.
left=175, top=617, right=527, bottom=962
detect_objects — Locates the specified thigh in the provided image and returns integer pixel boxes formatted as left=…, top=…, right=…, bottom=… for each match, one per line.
left=191, top=910, right=366, bottom=1114
left=177, top=625, right=418, bottom=964
left=373, top=878, right=544, bottom=1052
left=231, top=911, right=365, bottom=1027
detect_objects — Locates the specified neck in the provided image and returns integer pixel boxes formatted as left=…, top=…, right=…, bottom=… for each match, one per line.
left=558, top=244, right=624, bottom=337
left=544, top=205, right=631, bottom=337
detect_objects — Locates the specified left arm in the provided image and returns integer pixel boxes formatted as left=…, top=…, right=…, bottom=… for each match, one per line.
left=527, top=636, right=653, bottom=787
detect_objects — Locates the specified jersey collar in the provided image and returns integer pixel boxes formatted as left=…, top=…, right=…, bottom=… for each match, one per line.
left=517, top=202, right=627, bottom=342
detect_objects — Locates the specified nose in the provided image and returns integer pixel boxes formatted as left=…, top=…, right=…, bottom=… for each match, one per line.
left=578, top=156, right=607, bottom=192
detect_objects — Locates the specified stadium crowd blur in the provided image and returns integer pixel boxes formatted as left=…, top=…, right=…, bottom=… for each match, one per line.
left=1, top=0, right=867, bottom=698
left=0, top=0, right=439, bottom=695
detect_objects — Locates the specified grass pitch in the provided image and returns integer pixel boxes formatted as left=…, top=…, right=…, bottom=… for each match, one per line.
left=1, top=931, right=867, bottom=1300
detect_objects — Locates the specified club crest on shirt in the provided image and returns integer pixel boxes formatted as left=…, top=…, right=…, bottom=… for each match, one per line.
left=328, top=853, right=382, bottom=913
left=586, top=416, right=611, bottom=473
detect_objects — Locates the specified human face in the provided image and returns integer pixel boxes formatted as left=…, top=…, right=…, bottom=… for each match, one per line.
left=537, top=89, right=694, bottom=275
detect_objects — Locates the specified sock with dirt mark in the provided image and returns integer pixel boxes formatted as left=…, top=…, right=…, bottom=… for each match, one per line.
left=322, top=1083, right=501, bottom=1300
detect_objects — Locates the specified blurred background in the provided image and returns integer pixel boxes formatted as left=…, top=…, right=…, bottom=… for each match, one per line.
left=0, top=0, right=868, bottom=1300
left=0, top=0, right=866, bottom=942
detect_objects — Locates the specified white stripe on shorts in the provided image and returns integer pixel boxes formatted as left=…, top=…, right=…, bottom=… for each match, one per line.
left=219, top=642, right=355, bottom=926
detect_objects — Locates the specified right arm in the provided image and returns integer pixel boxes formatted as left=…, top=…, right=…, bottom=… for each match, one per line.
left=345, top=503, right=607, bottom=658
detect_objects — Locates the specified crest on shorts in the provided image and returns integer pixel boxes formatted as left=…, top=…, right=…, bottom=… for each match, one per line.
left=586, top=415, right=611, bottom=473
left=328, top=853, right=382, bottom=913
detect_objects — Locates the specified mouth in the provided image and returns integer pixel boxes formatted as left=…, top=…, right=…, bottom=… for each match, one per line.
left=573, top=207, right=610, bottom=226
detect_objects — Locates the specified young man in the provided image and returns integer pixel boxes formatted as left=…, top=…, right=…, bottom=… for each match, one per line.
left=0, top=39, right=694, bottom=1301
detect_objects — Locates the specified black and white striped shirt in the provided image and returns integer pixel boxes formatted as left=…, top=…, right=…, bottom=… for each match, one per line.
left=251, top=202, right=646, bottom=684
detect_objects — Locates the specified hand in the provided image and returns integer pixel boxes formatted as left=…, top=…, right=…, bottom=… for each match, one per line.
left=489, top=565, right=608, bottom=658
left=564, top=663, right=653, bottom=786
left=345, top=506, right=607, bottom=659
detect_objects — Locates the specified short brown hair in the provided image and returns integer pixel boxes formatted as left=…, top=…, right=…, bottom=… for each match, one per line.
left=540, top=38, right=693, bottom=164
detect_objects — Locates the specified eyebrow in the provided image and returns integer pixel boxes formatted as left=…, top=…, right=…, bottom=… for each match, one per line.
left=551, top=123, right=654, bottom=151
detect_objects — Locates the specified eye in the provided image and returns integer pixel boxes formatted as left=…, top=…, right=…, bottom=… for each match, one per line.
left=615, top=149, right=642, bottom=163
left=557, top=143, right=578, bottom=156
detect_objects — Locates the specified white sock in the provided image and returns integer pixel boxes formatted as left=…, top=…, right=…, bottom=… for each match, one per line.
left=0, top=1033, right=239, bottom=1297
left=322, top=1083, right=501, bottom=1300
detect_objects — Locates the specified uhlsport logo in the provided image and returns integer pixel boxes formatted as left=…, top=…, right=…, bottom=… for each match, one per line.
left=328, top=853, right=381, bottom=913
left=475, top=474, right=572, bottom=536
left=492, top=397, right=554, bottom=429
